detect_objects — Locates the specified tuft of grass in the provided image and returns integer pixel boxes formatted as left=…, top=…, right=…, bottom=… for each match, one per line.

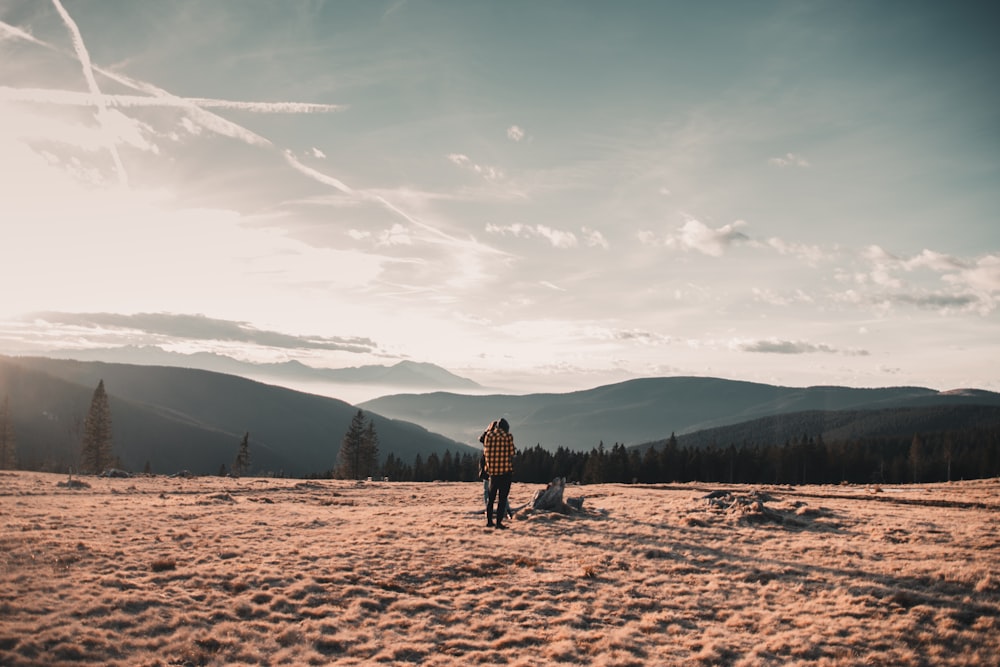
left=513, top=555, right=540, bottom=568
left=150, top=558, right=176, bottom=572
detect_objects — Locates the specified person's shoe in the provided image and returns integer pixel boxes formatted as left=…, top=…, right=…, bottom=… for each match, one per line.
left=495, top=523, right=508, bottom=530
left=486, top=521, right=494, bottom=527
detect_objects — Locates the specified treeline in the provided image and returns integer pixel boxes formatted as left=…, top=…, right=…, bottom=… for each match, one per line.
left=356, top=427, right=1000, bottom=485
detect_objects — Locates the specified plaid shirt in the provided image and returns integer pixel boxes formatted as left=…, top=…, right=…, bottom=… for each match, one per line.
left=482, top=428, right=515, bottom=476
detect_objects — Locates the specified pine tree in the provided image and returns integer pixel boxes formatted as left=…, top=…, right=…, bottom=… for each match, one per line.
left=337, top=409, right=367, bottom=479
left=233, top=431, right=251, bottom=477
left=361, top=419, right=379, bottom=479
left=0, top=395, right=17, bottom=470
left=80, top=380, right=113, bottom=474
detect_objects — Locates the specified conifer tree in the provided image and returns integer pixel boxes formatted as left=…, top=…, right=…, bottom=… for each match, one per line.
left=361, top=419, right=379, bottom=479
left=337, top=410, right=368, bottom=479
left=0, top=395, right=16, bottom=470
left=233, top=431, right=251, bottom=477
left=80, top=380, right=113, bottom=473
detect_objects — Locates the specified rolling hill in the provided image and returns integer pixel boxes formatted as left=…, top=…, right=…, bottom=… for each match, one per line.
left=640, top=404, right=1000, bottom=451
left=359, top=377, right=1000, bottom=450
left=0, top=356, right=471, bottom=476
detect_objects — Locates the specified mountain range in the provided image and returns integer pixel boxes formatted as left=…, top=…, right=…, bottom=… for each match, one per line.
left=39, top=346, right=482, bottom=394
left=359, top=378, right=1000, bottom=450
left=4, top=355, right=999, bottom=479
left=0, top=355, right=472, bottom=477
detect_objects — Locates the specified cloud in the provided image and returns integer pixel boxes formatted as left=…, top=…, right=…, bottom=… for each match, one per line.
left=751, top=288, right=814, bottom=306
left=311, top=147, right=327, bottom=159
left=768, top=152, right=810, bottom=167
left=901, top=249, right=967, bottom=273
left=953, top=254, right=1000, bottom=293
left=376, top=223, right=413, bottom=247
left=28, top=312, right=379, bottom=354
left=506, top=125, right=525, bottom=142
left=857, top=246, right=998, bottom=314
left=582, top=227, right=609, bottom=249
left=666, top=219, right=749, bottom=256
left=735, top=338, right=869, bottom=356
left=880, top=292, right=980, bottom=311
left=485, top=223, right=579, bottom=249
left=446, top=153, right=504, bottom=181
left=766, top=237, right=827, bottom=264
left=612, top=329, right=671, bottom=345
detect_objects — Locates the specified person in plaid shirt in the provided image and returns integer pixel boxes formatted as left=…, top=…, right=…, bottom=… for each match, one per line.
left=480, top=417, right=516, bottom=529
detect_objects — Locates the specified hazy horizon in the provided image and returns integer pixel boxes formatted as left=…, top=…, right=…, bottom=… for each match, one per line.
left=2, top=1, right=998, bottom=396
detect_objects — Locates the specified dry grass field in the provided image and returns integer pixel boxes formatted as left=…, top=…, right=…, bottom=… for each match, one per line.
left=1, top=471, right=998, bottom=666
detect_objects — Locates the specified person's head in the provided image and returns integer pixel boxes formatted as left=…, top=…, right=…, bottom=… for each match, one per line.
left=479, top=420, right=499, bottom=443
left=497, top=418, right=509, bottom=433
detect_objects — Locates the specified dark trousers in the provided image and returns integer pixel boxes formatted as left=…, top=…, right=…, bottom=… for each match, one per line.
left=487, top=473, right=512, bottom=525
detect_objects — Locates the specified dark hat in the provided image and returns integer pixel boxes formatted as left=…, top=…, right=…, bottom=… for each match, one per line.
left=497, top=418, right=509, bottom=433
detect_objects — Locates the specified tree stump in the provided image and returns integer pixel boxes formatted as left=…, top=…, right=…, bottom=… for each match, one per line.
left=531, top=477, right=584, bottom=514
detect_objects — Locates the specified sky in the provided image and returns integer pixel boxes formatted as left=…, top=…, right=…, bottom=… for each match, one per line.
left=1, top=0, right=999, bottom=396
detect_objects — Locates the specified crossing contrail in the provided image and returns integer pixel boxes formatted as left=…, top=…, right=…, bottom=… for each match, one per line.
left=0, top=86, right=345, bottom=114
left=50, top=0, right=128, bottom=187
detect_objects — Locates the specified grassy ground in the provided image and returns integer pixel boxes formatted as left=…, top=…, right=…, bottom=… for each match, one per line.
left=1, top=471, right=998, bottom=666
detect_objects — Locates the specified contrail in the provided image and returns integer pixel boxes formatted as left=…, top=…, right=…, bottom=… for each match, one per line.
left=50, top=0, right=128, bottom=187
left=283, top=151, right=354, bottom=194
left=0, top=86, right=345, bottom=114
left=0, top=19, right=344, bottom=145
left=8, top=10, right=484, bottom=257
left=283, top=151, right=476, bottom=248
left=0, top=21, right=46, bottom=45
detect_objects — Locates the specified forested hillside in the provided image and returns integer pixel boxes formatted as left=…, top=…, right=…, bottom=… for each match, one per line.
left=324, top=405, right=1000, bottom=486
left=361, top=378, right=1000, bottom=450
left=509, top=404, right=1000, bottom=485
left=0, top=356, right=469, bottom=476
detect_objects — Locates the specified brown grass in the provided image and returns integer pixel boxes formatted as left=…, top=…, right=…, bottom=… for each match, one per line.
left=1, top=471, right=998, bottom=666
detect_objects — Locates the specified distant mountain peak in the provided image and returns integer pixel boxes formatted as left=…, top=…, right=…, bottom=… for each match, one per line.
left=34, top=345, right=481, bottom=392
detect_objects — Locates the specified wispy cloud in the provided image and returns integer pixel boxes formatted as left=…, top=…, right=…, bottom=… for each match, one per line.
left=349, top=224, right=413, bottom=247
left=28, top=312, right=379, bottom=353
left=854, top=246, right=999, bottom=314
left=612, top=329, right=672, bottom=345
left=766, top=237, right=827, bottom=264
left=768, top=152, right=810, bottom=167
left=446, top=153, right=505, bottom=181
left=582, top=227, right=609, bottom=249
left=485, top=223, right=579, bottom=249
left=506, top=125, right=526, bottom=142
left=751, top=288, right=814, bottom=307
left=734, top=338, right=869, bottom=356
